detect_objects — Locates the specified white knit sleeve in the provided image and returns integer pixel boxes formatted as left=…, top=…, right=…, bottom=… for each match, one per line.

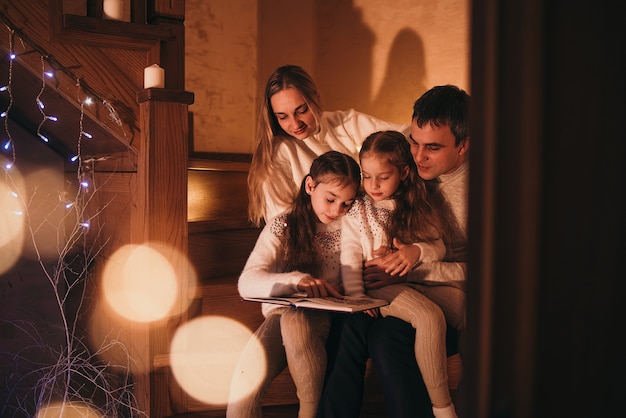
left=238, top=217, right=306, bottom=298
left=407, top=260, right=467, bottom=289
left=261, top=146, right=300, bottom=222
left=414, top=237, right=446, bottom=264
left=263, top=181, right=289, bottom=224
left=350, top=110, right=411, bottom=147
left=340, top=203, right=367, bottom=297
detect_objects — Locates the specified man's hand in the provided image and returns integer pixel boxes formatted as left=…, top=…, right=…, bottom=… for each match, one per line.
left=297, top=276, right=344, bottom=298
left=363, top=260, right=406, bottom=290
left=363, top=307, right=380, bottom=318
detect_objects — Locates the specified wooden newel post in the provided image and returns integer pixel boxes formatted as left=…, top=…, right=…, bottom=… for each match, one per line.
left=136, top=88, right=194, bottom=418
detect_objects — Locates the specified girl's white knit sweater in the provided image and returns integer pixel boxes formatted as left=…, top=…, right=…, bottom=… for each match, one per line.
left=238, top=212, right=343, bottom=317
left=341, top=193, right=446, bottom=297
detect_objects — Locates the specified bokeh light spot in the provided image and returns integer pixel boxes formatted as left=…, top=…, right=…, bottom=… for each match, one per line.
left=102, top=243, right=178, bottom=322
left=170, top=316, right=263, bottom=405
left=35, top=401, right=102, bottom=418
left=0, top=171, right=25, bottom=274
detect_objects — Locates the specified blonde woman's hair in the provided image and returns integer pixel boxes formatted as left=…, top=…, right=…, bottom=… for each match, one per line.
left=247, top=65, right=323, bottom=227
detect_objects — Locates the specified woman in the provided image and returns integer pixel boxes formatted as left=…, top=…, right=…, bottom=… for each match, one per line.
left=247, top=64, right=409, bottom=227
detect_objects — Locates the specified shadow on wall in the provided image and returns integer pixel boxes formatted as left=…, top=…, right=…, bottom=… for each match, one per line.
left=313, top=0, right=375, bottom=111
left=256, top=0, right=427, bottom=123
left=370, top=28, right=427, bottom=121
left=313, top=0, right=427, bottom=121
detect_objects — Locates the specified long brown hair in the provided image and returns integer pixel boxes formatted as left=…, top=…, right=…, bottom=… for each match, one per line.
left=359, top=130, right=444, bottom=245
left=248, top=65, right=324, bottom=227
left=280, top=151, right=360, bottom=276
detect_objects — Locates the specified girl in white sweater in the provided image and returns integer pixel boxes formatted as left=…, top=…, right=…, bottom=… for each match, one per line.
left=227, top=151, right=361, bottom=418
left=341, top=130, right=459, bottom=418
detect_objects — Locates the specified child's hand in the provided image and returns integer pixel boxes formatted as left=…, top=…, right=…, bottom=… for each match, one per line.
left=297, top=276, right=344, bottom=298
left=368, top=238, right=422, bottom=277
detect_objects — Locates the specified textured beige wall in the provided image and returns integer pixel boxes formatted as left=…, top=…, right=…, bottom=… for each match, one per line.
left=186, top=0, right=469, bottom=154
left=185, top=0, right=258, bottom=154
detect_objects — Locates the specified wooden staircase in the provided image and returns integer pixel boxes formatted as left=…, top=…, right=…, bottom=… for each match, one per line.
left=174, top=155, right=299, bottom=416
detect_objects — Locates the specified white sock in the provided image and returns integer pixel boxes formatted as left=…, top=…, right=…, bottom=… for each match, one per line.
left=432, top=403, right=457, bottom=418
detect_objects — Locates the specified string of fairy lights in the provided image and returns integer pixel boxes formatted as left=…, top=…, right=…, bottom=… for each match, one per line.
left=0, top=30, right=15, bottom=166
left=1, top=23, right=127, bottom=229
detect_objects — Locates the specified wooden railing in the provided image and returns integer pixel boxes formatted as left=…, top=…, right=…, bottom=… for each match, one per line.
left=0, top=2, right=190, bottom=417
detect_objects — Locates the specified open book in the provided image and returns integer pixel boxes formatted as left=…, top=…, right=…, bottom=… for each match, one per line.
left=242, top=293, right=388, bottom=313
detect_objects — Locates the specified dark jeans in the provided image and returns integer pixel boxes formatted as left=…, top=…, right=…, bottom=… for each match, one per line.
left=318, top=314, right=458, bottom=418
left=318, top=313, right=373, bottom=418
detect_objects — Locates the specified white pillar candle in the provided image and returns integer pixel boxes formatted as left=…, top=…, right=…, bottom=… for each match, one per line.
left=144, top=64, right=165, bottom=89
left=103, top=0, right=124, bottom=21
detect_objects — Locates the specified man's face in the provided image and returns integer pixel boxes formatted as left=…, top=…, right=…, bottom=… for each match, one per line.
left=408, top=120, right=468, bottom=180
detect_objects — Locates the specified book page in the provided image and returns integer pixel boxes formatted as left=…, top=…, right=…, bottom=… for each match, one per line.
left=242, top=295, right=388, bottom=313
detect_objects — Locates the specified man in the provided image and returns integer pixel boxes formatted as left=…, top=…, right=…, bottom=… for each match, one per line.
left=318, top=85, right=470, bottom=418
